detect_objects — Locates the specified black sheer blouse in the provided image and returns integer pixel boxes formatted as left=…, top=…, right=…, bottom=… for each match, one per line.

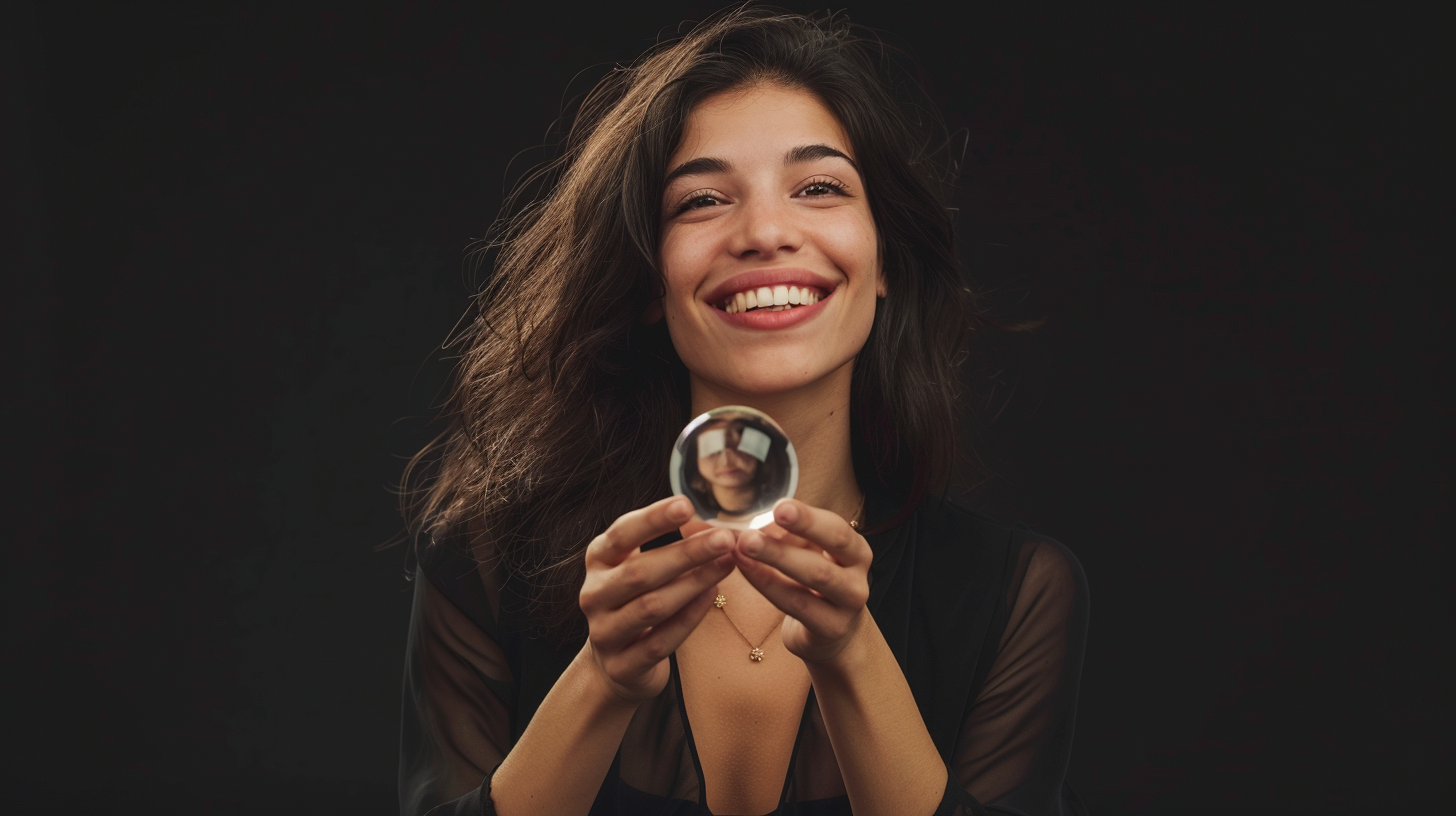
left=399, top=489, right=1090, bottom=816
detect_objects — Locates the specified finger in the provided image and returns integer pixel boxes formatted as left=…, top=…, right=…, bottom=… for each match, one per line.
left=586, top=495, right=696, bottom=568
left=591, top=551, right=735, bottom=652
left=731, top=548, right=842, bottom=633
left=614, top=584, right=720, bottom=677
left=738, top=528, right=868, bottom=609
left=766, top=499, right=872, bottom=567
left=636, top=525, right=738, bottom=586
left=678, top=518, right=713, bottom=540
left=585, top=527, right=736, bottom=614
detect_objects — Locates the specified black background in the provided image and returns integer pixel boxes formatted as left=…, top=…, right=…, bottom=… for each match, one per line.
left=4, top=2, right=1449, bottom=814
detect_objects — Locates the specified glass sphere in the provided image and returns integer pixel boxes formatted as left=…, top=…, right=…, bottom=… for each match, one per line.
left=669, top=405, right=798, bottom=529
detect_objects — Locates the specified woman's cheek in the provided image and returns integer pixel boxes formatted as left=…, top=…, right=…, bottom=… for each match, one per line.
left=659, top=225, right=719, bottom=292
left=822, top=215, right=879, bottom=276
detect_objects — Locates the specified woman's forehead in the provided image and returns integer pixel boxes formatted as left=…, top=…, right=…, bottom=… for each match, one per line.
left=669, top=83, right=854, bottom=170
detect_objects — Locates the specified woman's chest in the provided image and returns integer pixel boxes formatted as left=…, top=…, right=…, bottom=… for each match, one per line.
left=675, top=598, right=813, bottom=815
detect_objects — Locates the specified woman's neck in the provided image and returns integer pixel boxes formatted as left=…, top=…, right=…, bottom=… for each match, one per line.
left=689, top=361, right=862, bottom=524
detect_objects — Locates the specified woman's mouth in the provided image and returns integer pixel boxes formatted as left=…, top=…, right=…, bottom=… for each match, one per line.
left=718, top=284, right=824, bottom=315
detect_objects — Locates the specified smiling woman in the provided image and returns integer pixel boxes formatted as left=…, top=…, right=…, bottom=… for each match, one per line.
left=398, top=7, right=1089, bottom=816
left=659, top=84, right=882, bottom=400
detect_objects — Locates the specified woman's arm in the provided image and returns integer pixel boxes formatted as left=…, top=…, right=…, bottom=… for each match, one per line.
left=490, top=496, right=737, bottom=816
left=951, top=534, right=1089, bottom=814
left=735, top=500, right=948, bottom=816
left=486, top=644, right=642, bottom=816
left=805, top=609, right=950, bottom=816
left=400, top=585, right=645, bottom=816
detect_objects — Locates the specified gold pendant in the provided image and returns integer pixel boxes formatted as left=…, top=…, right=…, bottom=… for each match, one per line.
left=714, top=594, right=727, bottom=608
left=749, top=647, right=764, bottom=662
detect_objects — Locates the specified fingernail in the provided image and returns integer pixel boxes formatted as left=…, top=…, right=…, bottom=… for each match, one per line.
left=708, top=531, right=733, bottom=553
left=739, top=534, right=762, bottom=555
left=774, top=501, right=798, bottom=525
left=668, top=498, right=692, bottom=521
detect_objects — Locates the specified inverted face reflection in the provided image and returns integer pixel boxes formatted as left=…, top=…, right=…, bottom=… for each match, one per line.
left=669, top=406, right=798, bottom=529
left=696, top=421, right=759, bottom=507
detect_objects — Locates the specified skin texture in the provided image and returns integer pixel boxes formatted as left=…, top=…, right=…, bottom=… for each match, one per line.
left=491, top=83, right=946, bottom=816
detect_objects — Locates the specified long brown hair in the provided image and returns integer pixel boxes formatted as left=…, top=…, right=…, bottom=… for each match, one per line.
left=402, top=7, right=999, bottom=642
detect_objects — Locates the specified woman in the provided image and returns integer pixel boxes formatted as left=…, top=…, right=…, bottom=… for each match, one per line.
left=399, top=8, right=1089, bottom=816
left=692, top=419, right=762, bottom=521
left=685, top=413, right=791, bottom=524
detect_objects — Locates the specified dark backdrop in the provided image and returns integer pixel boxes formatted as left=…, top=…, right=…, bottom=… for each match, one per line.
left=4, top=2, right=1449, bottom=814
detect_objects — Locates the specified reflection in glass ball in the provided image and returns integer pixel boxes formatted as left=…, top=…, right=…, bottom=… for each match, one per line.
left=669, top=406, right=798, bottom=529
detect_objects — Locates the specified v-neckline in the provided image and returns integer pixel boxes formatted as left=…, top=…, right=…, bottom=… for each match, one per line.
left=670, top=651, right=817, bottom=816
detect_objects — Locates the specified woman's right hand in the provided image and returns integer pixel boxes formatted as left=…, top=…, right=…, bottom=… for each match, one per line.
left=579, top=495, right=737, bottom=705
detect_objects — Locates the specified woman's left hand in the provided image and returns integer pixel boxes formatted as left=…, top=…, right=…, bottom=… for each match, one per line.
left=733, top=498, right=873, bottom=665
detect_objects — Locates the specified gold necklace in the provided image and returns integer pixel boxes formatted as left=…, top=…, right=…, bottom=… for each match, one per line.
left=712, top=594, right=780, bottom=662
left=714, top=492, right=866, bottom=662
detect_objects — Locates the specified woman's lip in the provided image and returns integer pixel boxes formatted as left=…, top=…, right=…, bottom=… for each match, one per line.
left=702, top=268, right=840, bottom=306
left=712, top=292, right=830, bottom=329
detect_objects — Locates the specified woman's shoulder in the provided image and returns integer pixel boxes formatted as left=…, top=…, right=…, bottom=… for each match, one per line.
left=908, top=492, right=1061, bottom=552
left=414, top=521, right=502, bottom=638
left=909, top=493, right=1087, bottom=597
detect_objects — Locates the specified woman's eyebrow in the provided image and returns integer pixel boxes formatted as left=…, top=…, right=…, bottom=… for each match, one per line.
left=785, top=143, right=858, bottom=172
left=664, top=156, right=730, bottom=187
left=664, top=144, right=858, bottom=189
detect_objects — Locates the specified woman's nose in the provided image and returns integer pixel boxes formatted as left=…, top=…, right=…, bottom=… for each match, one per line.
left=728, top=195, right=802, bottom=259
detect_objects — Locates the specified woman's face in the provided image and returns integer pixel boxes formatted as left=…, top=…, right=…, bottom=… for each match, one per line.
left=696, top=422, right=758, bottom=488
left=658, top=83, right=883, bottom=398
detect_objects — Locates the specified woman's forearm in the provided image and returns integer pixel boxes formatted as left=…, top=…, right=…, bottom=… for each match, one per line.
left=489, top=643, right=638, bottom=816
left=807, top=610, right=949, bottom=816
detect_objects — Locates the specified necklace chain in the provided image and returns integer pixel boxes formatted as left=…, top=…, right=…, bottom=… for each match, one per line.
left=713, top=594, right=776, bottom=662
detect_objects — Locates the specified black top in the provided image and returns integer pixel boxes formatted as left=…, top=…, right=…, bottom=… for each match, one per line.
left=399, top=487, right=1090, bottom=816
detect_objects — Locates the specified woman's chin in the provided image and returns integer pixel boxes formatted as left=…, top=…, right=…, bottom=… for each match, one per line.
left=693, top=362, right=850, bottom=399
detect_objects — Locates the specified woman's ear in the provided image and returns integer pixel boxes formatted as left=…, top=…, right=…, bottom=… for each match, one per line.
left=641, top=298, right=664, bottom=324
left=875, top=269, right=888, bottom=298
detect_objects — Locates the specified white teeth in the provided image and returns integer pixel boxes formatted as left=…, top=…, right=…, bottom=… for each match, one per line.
left=719, top=285, right=824, bottom=313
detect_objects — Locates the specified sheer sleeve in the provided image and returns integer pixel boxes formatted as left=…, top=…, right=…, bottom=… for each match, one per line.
left=947, top=534, right=1091, bottom=816
left=399, top=546, right=515, bottom=816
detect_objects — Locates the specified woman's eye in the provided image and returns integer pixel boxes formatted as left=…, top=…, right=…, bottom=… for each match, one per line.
left=799, top=179, right=847, bottom=197
left=674, top=190, right=724, bottom=214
